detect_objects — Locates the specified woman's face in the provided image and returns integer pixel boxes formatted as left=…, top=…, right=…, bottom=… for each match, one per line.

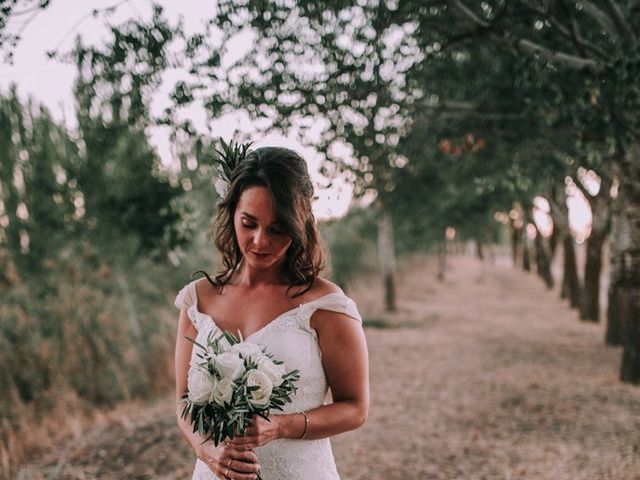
left=233, top=186, right=293, bottom=271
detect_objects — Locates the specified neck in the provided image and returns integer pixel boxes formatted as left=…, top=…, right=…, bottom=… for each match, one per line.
left=234, top=257, right=287, bottom=288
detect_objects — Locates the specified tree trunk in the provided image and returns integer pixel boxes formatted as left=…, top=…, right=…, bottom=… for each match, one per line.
left=509, top=219, right=520, bottom=267
left=549, top=222, right=559, bottom=260
left=606, top=199, right=627, bottom=345
left=613, top=141, right=640, bottom=384
left=562, top=234, right=581, bottom=308
left=377, top=205, right=397, bottom=312
left=577, top=175, right=611, bottom=322
left=522, top=226, right=531, bottom=271
left=580, top=231, right=606, bottom=321
left=531, top=217, right=554, bottom=289
left=476, top=240, right=484, bottom=260
left=549, top=187, right=581, bottom=307
left=437, top=241, right=446, bottom=282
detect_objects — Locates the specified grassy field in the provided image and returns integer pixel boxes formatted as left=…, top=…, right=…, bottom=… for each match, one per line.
left=15, top=254, right=640, bottom=480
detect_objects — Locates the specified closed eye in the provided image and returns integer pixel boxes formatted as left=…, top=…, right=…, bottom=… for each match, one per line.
left=240, top=218, right=286, bottom=235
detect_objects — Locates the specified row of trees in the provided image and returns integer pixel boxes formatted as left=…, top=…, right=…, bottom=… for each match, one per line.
left=163, top=1, right=637, bottom=381
left=1, top=2, right=638, bottom=474
left=0, top=0, right=638, bottom=423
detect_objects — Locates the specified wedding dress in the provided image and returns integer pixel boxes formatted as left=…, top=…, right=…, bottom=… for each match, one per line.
left=174, top=279, right=363, bottom=480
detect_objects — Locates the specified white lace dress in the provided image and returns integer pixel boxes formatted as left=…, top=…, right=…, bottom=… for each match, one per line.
left=174, top=279, right=363, bottom=480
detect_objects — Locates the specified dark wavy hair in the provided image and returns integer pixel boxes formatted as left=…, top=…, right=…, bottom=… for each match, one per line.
left=194, top=146, right=325, bottom=298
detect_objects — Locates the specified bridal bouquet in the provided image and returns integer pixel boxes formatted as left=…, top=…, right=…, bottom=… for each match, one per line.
left=179, top=330, right=300, bottom=450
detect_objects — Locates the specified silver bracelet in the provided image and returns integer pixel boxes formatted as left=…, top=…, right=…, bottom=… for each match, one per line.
left=299, top=411, right=309, bottom=439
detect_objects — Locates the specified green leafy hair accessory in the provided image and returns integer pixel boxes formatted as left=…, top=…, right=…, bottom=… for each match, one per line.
left=212, top=139, right=253, bottom=198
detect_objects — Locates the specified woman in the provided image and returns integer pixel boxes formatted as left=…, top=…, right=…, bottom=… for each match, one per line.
left=174, top=146, right=369, bottom=480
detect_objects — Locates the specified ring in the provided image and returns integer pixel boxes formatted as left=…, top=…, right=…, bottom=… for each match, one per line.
left=224, top=467, right=230, bottom=478
left=227, top=459, right=233, bottom=468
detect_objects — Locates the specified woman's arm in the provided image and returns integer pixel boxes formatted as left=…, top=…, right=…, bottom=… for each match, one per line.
left=281, top=308, right=370, bottom=439
left=174, top=307, right=205, bottom=451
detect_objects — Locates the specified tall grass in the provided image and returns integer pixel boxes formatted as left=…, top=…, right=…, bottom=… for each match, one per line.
left=0, top=239, right=204, bottom=478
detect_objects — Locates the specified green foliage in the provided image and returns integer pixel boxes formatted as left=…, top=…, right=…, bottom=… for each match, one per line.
left=71, top=8, right=186, bottom=260
left=0, top=87, right=79, bottom=273
left=213, top=139, right=253, bottom=185
left=321, top=208, right=378, bottom=291
left=0, top=9, right=215, bottom=473
left=186, top=0, right=638, bottom=253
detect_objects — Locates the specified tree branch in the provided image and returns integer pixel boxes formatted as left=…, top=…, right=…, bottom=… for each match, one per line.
left=557, top=0, right=610, bottom=59
left=445, top=0, right=605, bottom=73
left=579, top=1, right=620, bottom=38
left=10, top=2, right=49, bottom=17
left=601, top=0, right=637, bottom=48
left=547, top=194, right=570, bottom=231
left=425, top=31, right=483, bottom=57
left=499, top=32, right=605, bottom=72
left=518, top=0, right=611, bottom=59
left=446, top=0, right=491, bottom=28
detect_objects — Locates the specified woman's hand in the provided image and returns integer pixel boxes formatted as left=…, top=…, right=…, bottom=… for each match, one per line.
left=197, top=441, right=260, bottom=480
left=229, top=414, right=282, bottom=449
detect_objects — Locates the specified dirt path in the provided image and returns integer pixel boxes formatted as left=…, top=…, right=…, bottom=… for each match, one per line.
left=16, top=256, right=640, bottom=479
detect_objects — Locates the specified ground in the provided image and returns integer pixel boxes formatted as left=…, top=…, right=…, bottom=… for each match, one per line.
left=15, top=255, right=640, bottom=479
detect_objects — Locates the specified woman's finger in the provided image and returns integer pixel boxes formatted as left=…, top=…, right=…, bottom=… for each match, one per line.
left=221, top=467, right=258, bottom=480
left=226, top=457, right=261, bottom=474
left=231, top=435, right=259, bottom=445
left=228, top=446, right=259, bottom=463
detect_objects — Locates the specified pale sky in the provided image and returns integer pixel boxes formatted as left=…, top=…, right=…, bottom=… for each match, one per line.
left=0, top=0, right=354, bottom=220
left=0, top=0, right=595, bottom=233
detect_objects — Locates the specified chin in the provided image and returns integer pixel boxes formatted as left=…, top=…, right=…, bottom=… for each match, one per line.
left=245, top=253, right=275, bottom=267
left=246, top=250, right=288, bottom=270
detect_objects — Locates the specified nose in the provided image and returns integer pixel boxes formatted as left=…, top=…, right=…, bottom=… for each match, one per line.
left=253, top=228, right=269, bottom=249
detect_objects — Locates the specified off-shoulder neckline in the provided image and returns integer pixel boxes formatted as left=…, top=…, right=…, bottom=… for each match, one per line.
left=189, top=281, right=351, bottom=340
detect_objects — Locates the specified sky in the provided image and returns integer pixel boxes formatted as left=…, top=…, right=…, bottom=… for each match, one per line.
left=0, top=0, right=354, bottom=220
left=0, top=0, right=595, bottom=234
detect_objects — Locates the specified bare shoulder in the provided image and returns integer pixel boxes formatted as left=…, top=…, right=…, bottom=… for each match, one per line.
left=305, top=277, right=344, bottom=301
left=194, top=277, right=223, bottom=306
left=307, top=278, right=361, bottom=336
left=194, top=277, right=208, bottom=299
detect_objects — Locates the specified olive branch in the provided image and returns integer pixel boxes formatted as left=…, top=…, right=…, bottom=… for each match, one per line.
left=213, top=138, right=253, bottom=185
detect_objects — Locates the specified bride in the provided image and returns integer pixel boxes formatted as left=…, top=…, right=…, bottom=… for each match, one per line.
left=173, top=145, right=369, bottom=480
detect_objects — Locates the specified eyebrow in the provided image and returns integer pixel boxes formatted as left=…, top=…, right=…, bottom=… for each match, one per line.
left=240, top=212, right=258, bottom=221
left=240, top=212, right=283, bottom=226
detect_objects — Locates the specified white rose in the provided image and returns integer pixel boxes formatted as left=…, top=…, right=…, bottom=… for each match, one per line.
left=187, top=365, right=217, bottom=405
left=214, top=178, right=228, bottom=198
left=256, top=355, right=286, bottom=387
left=245, top=369, right=273, bottom=408
left=212, top=377, right=235, bottom=406
left=231, top=342, right=262, bottom=359
left=215, top=352, right=246, bottom=381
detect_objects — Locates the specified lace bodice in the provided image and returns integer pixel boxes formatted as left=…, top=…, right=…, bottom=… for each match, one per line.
left=174, top=279, right=362, bottom=480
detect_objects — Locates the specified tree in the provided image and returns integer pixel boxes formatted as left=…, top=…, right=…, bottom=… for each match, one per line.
left=70, top=6, right=185, bottom=261
left=0, top=86, right=79, bottom=273
left=426, top=0, right=640, bottom=382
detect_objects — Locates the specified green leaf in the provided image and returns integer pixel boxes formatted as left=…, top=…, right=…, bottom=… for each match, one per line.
left=223, top=330, right=239, bottom=345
